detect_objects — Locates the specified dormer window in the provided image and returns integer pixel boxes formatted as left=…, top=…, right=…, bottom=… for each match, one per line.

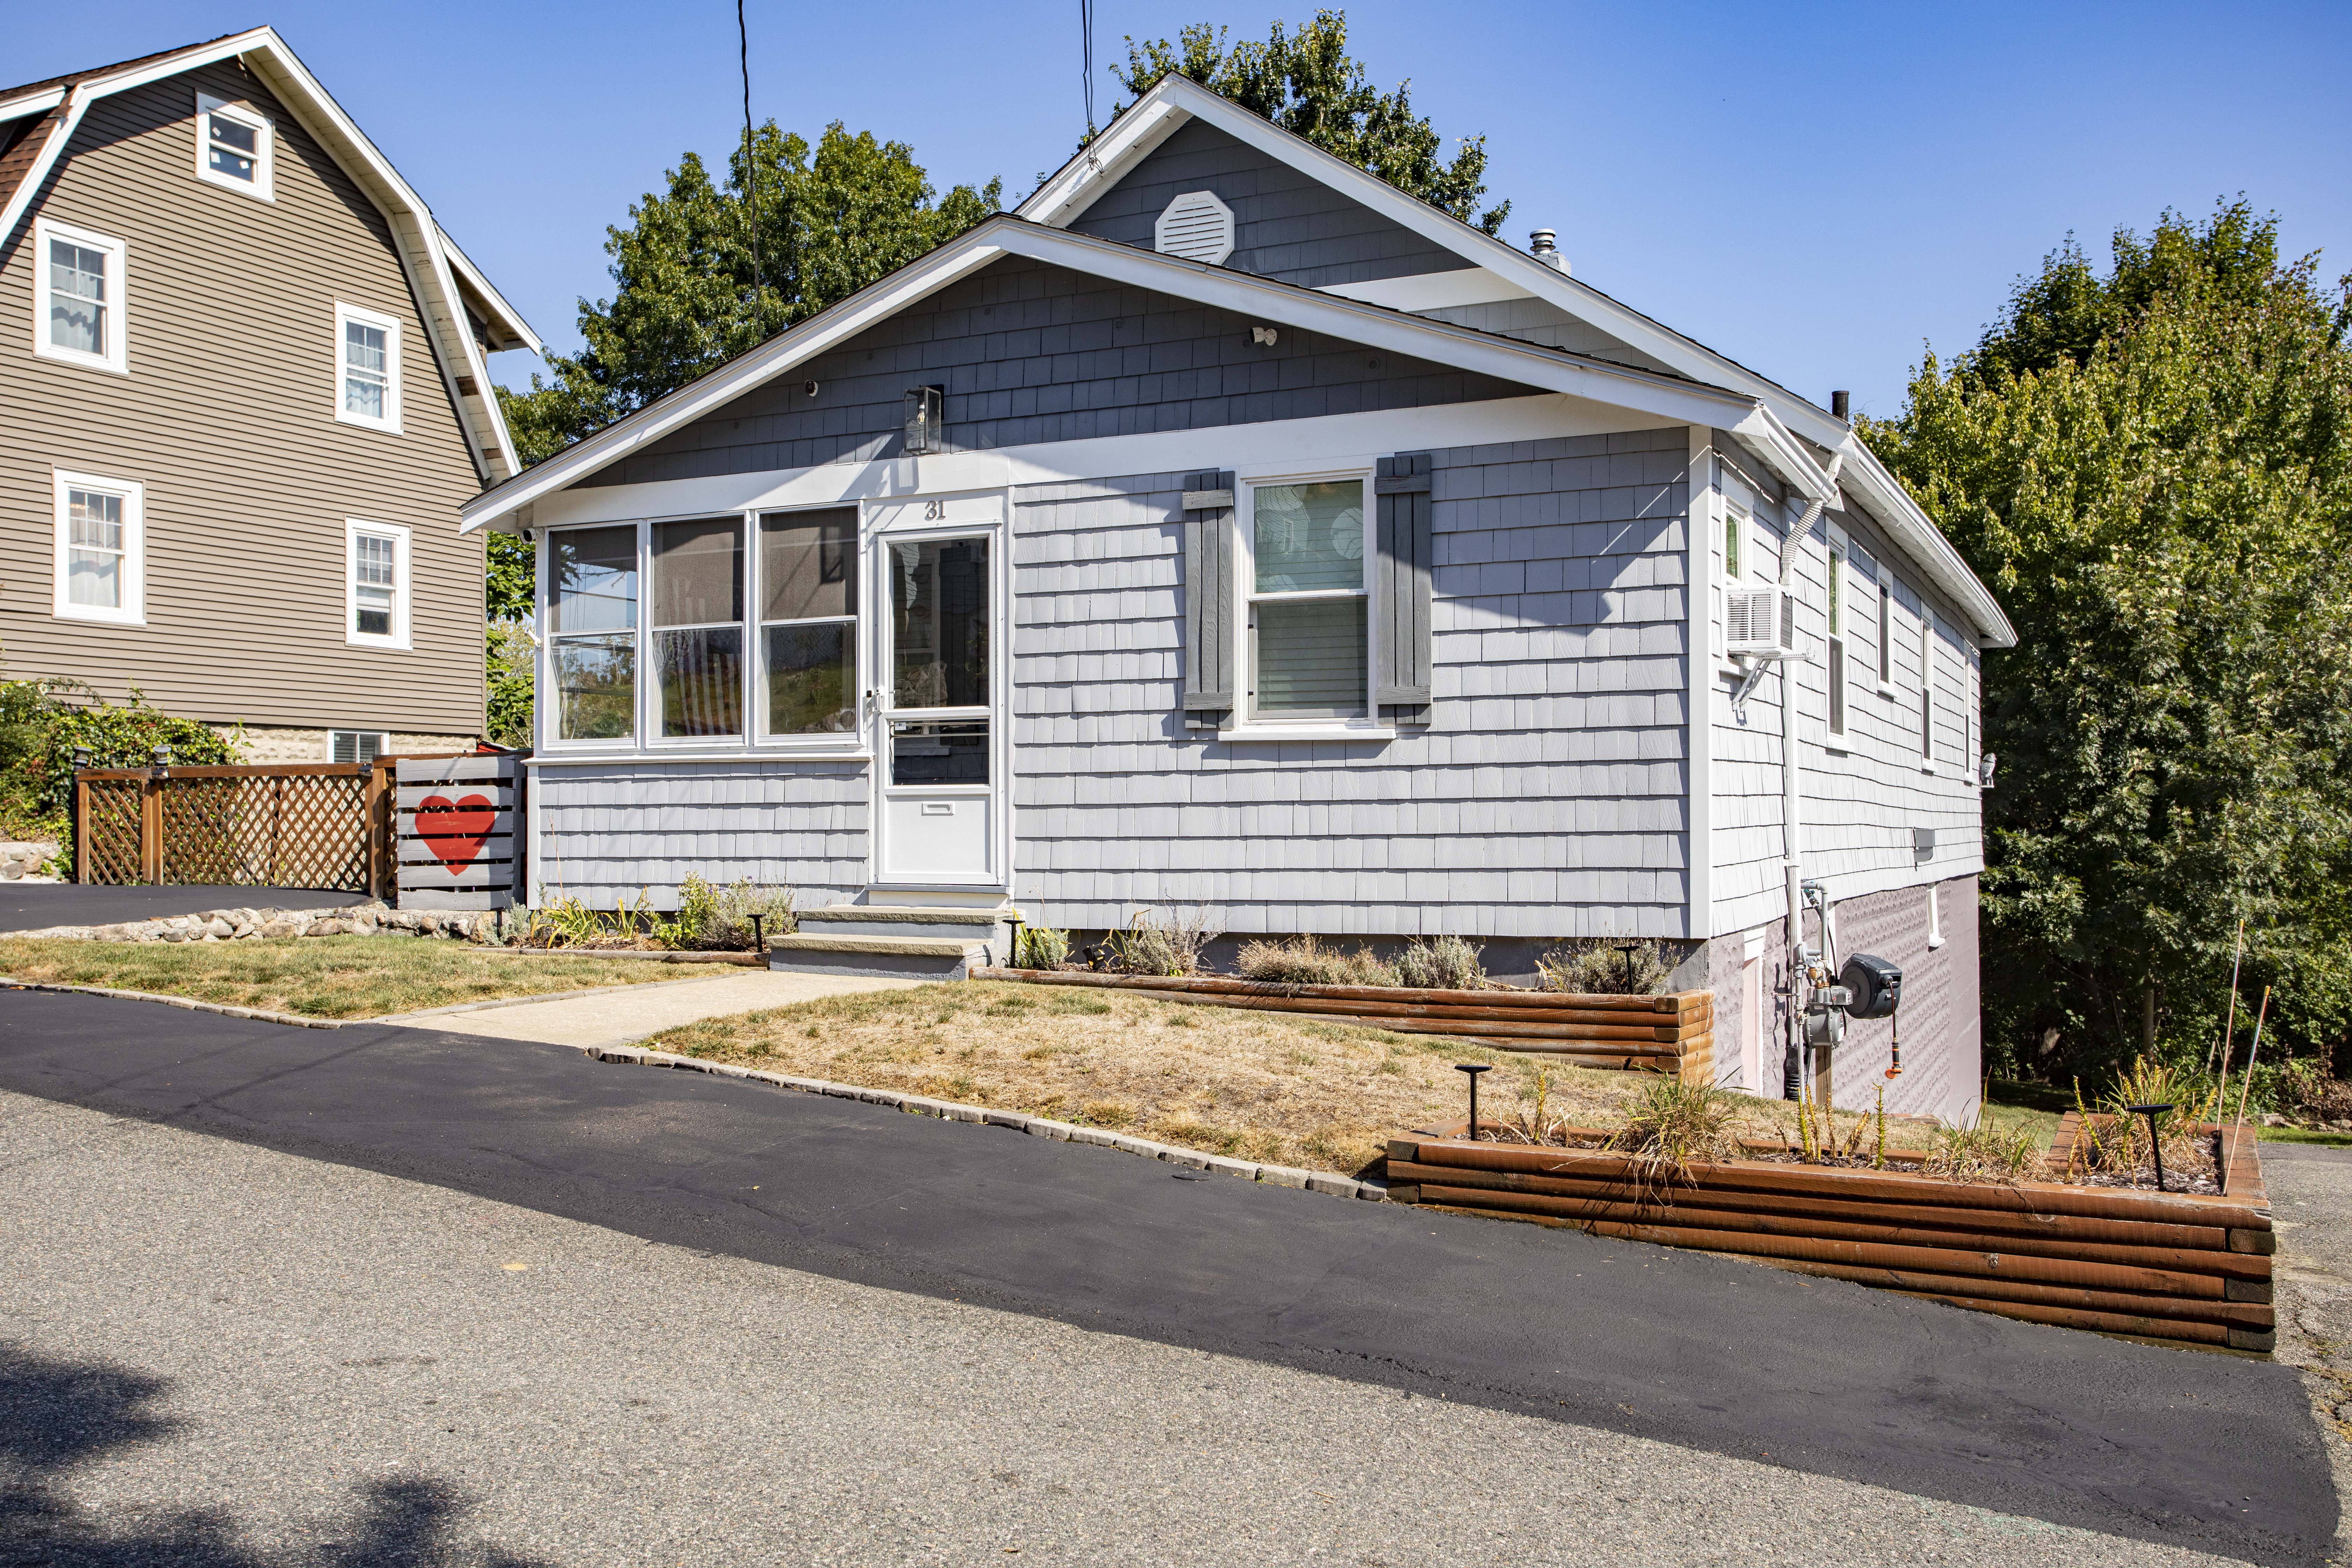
left=1155, top=190, right=1235, bottom=265
left=196, top=93, right=273, bottom=200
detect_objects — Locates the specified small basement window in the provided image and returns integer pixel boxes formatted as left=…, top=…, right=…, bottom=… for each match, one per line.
left=1155, top=190, right=1236, bottom=266
left=329, top=730, right=385, bottom=764
left=196, top=92, right=273, bottom=199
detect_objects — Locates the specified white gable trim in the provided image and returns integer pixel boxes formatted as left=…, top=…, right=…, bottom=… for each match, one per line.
left=458, top=216, right=1769, bottom=536
left=1021, top=76, right=2013, bottom=647
left=1317, top=270, right=1532, bottom=312
left=0, top=28, right=535, bottom=483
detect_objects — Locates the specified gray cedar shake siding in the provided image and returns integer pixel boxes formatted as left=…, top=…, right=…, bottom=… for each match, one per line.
left=1065, top=117, right=1472, bottom=289
left=579, top=254, right=1539, bottom=489
left=0, top=61, right=485, bottom=735
left=533, top=427, right=1696, bottom=939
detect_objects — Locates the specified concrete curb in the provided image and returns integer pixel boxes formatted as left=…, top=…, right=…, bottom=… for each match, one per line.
left=0, top=974, right=343, bottom=1029
left=587, top=1043, right=1390, bottom=1204
left=371, top=971, right=745, bottom=1024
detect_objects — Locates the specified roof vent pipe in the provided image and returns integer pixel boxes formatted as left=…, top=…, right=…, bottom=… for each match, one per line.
left=1528, top=229, right=1567, bottom=272
left=1831, top=390, right=1851, bottom=422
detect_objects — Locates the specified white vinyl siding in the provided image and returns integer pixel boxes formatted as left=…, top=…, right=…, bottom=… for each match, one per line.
left=51, top=470, right=144, bottom=625
left=195, top=91, right=273, bottom=200
left=335, top=302, right=401, bottom=432
left=345, top=519, right=410, bottom=649
left=33, top=218, right=128, bottom=375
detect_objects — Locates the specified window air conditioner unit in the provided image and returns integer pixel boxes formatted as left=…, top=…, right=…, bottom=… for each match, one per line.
left=1724, top=585, right=1798, bottom=658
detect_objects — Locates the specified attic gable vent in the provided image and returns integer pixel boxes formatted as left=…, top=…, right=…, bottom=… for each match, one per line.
left=1155, top=190, right=1235, bottom=265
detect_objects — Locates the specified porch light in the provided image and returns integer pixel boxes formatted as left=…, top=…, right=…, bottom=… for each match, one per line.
left=903, top=385, right=944, bottom=455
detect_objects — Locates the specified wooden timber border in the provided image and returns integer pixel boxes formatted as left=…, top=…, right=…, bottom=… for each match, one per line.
left=970, top=967, right=1713, bottom=1081
left=1382, top=1111, right=2274, bottom=1354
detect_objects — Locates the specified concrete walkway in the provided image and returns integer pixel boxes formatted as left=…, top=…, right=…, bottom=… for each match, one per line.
left=400, top=966, right=926, bottom=1049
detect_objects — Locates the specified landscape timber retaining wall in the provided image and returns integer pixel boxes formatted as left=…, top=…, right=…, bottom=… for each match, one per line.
left=972, top=968, right=1714, bottom=1080
left=1382, top=1113, right=2274, bottom=1355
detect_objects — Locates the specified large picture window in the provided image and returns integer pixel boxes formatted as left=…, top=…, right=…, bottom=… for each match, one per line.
left=759, top=508, right=858, bottom=736
left=651, top=518, right=744, bottom=740
left=34, top=219, right=127, bottom=375
left=548, top=525, right=638, bottom=742
left=1247, top=478, right=1368, bottom=719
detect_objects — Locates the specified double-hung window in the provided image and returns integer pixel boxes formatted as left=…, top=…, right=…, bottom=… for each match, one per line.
left=548, top=526, right=639, bottom=742
left=651, top=518, right=745, bottom=741
left=1245, top=477, right=1370, bottom=721
left=196, top=92, right=273, bottom=198
left=759, top=507, right=859, bottom=737
left=1825, top=539, right=1847, bottom=739
left=335, top=303, right=401, bottom=432
left=1876, top=573, right=1894, bottom=688
left=34, top=219, right=127, bottom=374
left=346, top=520, right=409, bottom=648
left=1919, top=607, right=1937, bottom=765
left=52, top=471, right=143, bottom=624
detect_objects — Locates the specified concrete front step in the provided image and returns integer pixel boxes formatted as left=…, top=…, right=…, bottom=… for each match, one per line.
left=794, top=904, right=1023, bottom=941
left=765, top=932, right=989, bottom=981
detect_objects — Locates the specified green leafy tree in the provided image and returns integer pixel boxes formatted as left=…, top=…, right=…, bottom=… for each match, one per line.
left=1866, top=200, right=2352, bottom=1085
left=1111, top=10, right=1508, bottom=235
left=499, top=124, right=1000, bottom=464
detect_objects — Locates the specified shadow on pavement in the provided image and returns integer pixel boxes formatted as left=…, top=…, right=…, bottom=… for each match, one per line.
left=0, top=1342, right=545, bottom=1567
left=0, top=885, right=374, bottom=934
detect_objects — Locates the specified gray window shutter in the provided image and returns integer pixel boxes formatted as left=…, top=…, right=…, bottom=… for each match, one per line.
left=1374, top=452, right=1434, bottom=717
left=1181, top=470, right=1236, bottom=721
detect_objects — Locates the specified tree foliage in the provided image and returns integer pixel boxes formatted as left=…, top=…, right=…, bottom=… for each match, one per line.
left=1866, top=201, right=2352, bottom=1084
left=1111, top=10, right=1508, bottom=236
left=498, top=124, right=1001, bottom=465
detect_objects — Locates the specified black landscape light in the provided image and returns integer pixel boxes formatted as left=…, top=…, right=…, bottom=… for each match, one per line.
left=1456, top=1062, right=1492, bottom=1140
left=2127, top=1102, right=2176, bottom=1192
left=1615, top=943, right=1643, bottom=993
left=749, top=912, right=765, bottom=953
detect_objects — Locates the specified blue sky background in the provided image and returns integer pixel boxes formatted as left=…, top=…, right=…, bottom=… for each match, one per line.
left=12, top=2, right=2347, bottom=417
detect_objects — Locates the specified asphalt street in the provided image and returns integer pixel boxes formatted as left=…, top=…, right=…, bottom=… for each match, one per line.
left=0, top=883, right=371, bottom=932
left=0, top=988, right=2339, bottom=1564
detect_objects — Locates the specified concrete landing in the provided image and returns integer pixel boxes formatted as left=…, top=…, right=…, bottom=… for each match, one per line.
left=402, top=968, right=926, bottom=1050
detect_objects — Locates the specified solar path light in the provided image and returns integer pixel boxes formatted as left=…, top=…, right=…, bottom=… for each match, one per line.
left=2127, top=1102, right=2176, bottom=1192
left=1456, top=1062, right=1492, bottom=1140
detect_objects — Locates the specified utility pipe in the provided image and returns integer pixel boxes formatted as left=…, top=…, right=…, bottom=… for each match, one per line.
left=1779, top=455, right=1844, bottom=1100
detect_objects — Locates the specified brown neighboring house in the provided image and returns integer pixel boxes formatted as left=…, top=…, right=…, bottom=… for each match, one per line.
left=0, top=28, right=537, bottom=762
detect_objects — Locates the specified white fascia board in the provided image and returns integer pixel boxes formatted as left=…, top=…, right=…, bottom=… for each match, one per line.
left=0, top=88, right=67, bottom=122
left=526, top=394, right=1674, bottom=530
left=1316, top=269, right=1533, bottom=312
left=460, top=236, right=1018, bottom=532
left=1728, top=405, right=1836, bottom=505
left=0, top=87, right=88, bottom=255
left=462, top=218, right=1758, bottom=533
left=1022, top=97, right=1193, bottom=227
left=438, top=227, right=542, bottom=354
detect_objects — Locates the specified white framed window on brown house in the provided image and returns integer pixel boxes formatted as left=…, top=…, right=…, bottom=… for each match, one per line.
left=650, top=517, right=746, bottom=742
left=33, top=218, right=127, bottom=375
left=546, top=524, right=639, bottom=745
left=1240, top=472, right=1377, bottom=732
left=757, top=507, right=859, bottom=741
left=195, top=92, right=273, bottom=200
left=1825, top=535, right=1848, bottom=742
left=335, top=303, right=401, bottom=432
left=345, top=520, right=410, bottom=649
left=52, top=471, right=144, bottom=625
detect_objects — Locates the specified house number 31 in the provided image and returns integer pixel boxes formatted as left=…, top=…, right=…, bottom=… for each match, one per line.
left=923, top=499, right=945, bottom=520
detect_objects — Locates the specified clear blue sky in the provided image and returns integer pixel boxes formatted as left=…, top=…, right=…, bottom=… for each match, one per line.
left=13, top=2, right=2348, bottom=418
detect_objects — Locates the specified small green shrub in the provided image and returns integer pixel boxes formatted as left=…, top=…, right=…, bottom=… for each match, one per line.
left=0, top=678, right=238, bottom=857
left=1014, top=923, right=1071, bottom=969
left=1926, top=1121, right=2044, bottom=1185
left=1605, top=1078, right=1742, bottom=1178
left=1396, top=934, right=1485, bottom=990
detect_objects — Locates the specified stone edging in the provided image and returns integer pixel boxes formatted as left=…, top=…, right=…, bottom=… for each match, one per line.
left=0, top=975, right=342, bottom=1029
left=2, top=902, right=498, bottom=944
left=589, top=1043, right=1391, bottom=1203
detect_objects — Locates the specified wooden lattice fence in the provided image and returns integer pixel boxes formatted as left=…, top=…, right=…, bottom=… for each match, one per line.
left=74, top=760, right=443, bottom=896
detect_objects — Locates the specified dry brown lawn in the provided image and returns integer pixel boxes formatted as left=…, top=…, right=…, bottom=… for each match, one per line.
left=647, top=980, right=1949, bottom=1175
left=0, top=935, right=697, bottom=1020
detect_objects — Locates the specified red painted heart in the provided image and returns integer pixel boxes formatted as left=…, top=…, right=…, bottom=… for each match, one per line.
left=414, top=793, right=497, bottom=874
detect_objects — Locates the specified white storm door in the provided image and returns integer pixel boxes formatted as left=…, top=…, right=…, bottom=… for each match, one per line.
left=871, top=517, right=1001, bottom=886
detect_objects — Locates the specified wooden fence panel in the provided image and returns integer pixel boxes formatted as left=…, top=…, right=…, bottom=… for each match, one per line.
left=393, top=754, right=522, bottom=910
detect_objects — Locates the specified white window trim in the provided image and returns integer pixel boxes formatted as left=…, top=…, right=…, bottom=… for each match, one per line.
left=645, top=514, right=750, bottom=750
left=1230, top=464, right=1390, bottom=741
left=752, top=504, right=865, bottom=751
left=345, top=519, right=411, bottom=650
left=52, top=469, right=145, bottom=625
left=1875, top=566, right=1897, bottom=695
left=31, top=217, right=128, bottom=376
left=1823, top=525, right=1849, bottom=746
left=334, top=301, right=403, bottom=434
left=195, top=91, right=274, bottom=200
left=327, top=729, right=388, bottom=764
left=540, top=519, right=645, bottom=755
left=1919, top=603, right=1939, bottom=772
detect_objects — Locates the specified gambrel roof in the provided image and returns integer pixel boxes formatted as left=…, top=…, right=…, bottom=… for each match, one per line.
left=0, top=28, right=539, bottom=485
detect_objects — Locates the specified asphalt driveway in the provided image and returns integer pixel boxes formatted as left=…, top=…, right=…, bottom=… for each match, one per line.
left=0, top=989, right=2336, bottom=1564
left=0, top=883, right=372, bottom=932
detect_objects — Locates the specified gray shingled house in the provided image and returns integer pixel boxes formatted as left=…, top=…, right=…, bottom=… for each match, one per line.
left=462, top=75, right=2014, bottom=1124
